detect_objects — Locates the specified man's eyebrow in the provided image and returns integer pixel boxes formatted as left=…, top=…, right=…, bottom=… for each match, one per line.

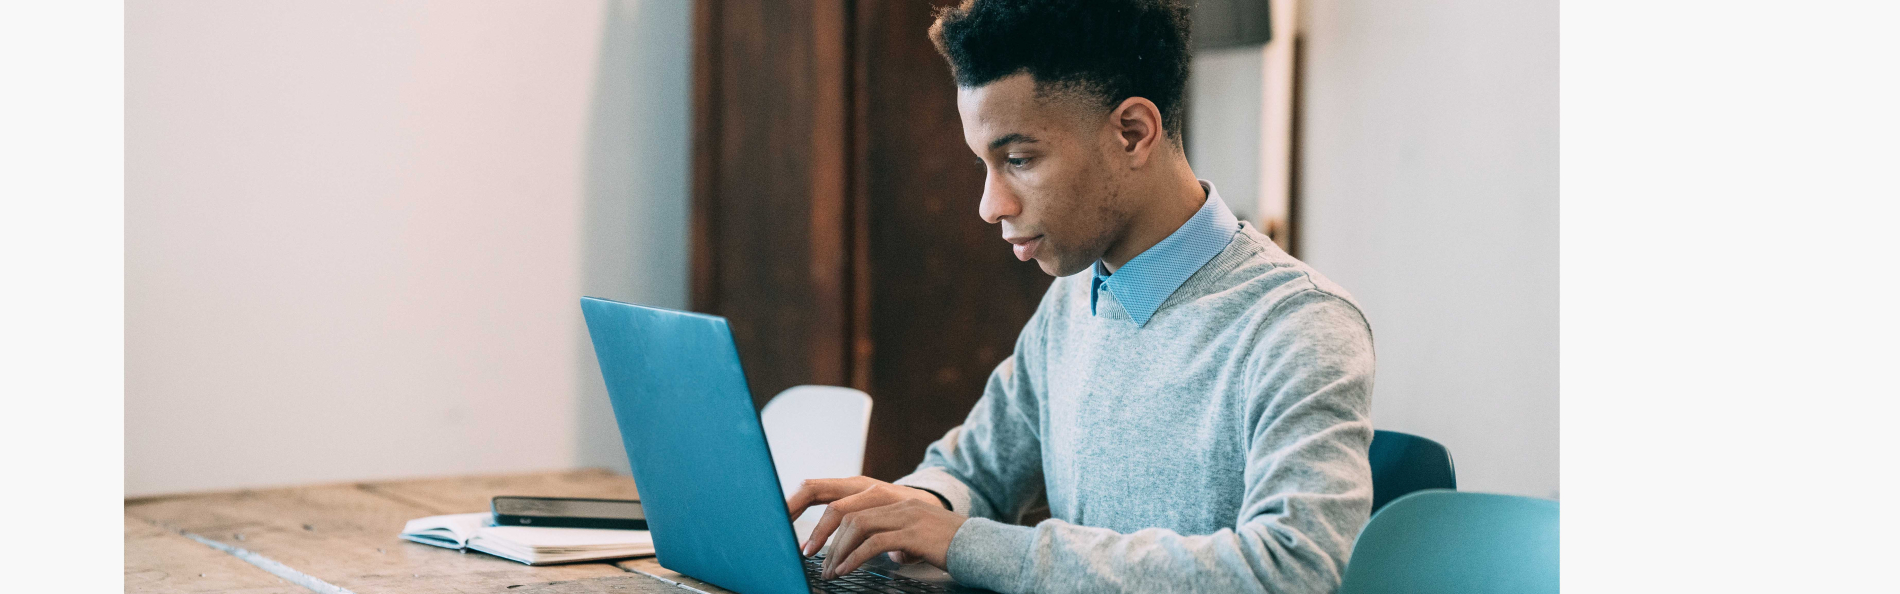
left=987, top=133, right=1039, bottom=151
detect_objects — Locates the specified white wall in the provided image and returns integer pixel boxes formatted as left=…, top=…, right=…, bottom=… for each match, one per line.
left=125, top=0, right=690, bottom=497
left=1186, top=0, right=1296, bottom=236
left=1188, top=45, right=1264, bottom=220
left=1298, top=0, right=1558, bottom=498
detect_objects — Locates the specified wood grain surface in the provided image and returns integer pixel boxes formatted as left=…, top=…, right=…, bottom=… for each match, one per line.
left=615, top=557, right=738, bottom=593
left=503, top=574, right=694, bottom=593
left=126, top=514, right=305, bottom=594
left=124, top=470, right=734, bottom=594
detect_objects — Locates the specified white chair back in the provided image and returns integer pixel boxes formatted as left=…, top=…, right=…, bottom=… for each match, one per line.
left=760, top=385, right=873, bottom=542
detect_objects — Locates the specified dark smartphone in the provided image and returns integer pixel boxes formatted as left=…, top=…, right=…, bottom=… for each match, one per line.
left=490, top=496, right=648, bottom=530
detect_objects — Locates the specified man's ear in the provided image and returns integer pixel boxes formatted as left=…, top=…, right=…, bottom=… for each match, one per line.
left=1108, top=97, right=1165, bottom=169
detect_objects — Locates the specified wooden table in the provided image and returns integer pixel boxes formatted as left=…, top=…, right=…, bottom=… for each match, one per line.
left=125, top=469, right=740, bottom=594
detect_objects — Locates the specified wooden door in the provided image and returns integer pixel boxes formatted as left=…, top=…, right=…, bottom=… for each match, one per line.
left=853, top=1, right=1054, bottom=480
left=692, top=0, right=1051, bottom=481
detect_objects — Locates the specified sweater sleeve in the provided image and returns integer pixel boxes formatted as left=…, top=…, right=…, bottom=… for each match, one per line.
left=894, top=347, right=1049, bottom=524
left=940, top=292, right=1376, bottom=594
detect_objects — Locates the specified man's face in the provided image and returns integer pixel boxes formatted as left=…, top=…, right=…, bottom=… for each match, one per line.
left=958, top=74, right=1129, bottom=277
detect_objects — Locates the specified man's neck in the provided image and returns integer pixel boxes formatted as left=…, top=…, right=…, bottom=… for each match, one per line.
left=1099, top=160, right=1207, bottom=273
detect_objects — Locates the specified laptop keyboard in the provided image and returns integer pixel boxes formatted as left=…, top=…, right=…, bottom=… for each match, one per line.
left=803, top=555, right=949, bottom=594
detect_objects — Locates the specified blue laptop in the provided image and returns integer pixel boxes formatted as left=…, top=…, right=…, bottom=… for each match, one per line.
left=581, top=297, right=994, bottom=594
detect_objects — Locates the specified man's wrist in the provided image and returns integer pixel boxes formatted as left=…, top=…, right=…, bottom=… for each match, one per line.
left=908, top=486, right=954, bottom=512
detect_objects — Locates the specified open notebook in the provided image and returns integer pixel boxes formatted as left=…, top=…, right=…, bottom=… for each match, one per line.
left=399, top=512, right=655, bottom=565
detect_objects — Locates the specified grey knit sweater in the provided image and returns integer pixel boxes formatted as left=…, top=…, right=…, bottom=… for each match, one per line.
left=895, top=224, right=1376, bottom=594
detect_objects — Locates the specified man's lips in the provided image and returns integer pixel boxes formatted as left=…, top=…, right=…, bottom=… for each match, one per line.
left=1006, top=235, right=1043, bottom=261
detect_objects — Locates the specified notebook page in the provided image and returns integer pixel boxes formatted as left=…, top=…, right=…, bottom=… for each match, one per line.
left=398, top=512, right=490, bottom=548
left=478, top=525, right=654, bottom=550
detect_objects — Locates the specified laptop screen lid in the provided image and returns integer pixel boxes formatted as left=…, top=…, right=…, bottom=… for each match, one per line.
left=581, top=297, right=806, bottom=594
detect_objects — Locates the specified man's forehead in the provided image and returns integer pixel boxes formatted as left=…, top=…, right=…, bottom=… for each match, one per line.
left=958, top=79, right=1033, bottom=136
left=958, top=74, right=1078, bottom=150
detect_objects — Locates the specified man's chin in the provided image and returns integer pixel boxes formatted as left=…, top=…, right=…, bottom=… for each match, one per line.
left=1036, top=255, right=1093, bottom=278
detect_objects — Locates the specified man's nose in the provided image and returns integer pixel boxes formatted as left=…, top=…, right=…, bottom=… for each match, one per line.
left=978, top=173, right=1020, bottom=224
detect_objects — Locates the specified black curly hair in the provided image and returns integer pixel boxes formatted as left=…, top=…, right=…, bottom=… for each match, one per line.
left=929, top=0, right=1193, bottom=140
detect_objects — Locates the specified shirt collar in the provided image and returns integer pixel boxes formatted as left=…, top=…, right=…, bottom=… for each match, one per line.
left=1090, top=180, right=1241, bottom=327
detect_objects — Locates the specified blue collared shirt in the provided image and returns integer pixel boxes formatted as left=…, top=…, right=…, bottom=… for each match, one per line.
left=1090, top=180, right=1242, bottom=327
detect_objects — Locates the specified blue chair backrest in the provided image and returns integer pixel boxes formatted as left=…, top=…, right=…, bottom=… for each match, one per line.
left=1368, top=430, right=1456, bottom=514
left=1339, top=490, right=1559, bottom=594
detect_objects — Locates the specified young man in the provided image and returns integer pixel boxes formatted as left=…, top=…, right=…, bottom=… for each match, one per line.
left=785, top=1, right=1376, bottom=592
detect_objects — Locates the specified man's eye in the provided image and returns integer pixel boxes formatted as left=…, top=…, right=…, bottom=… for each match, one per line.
left=1006, top=157, right=1030, bottom=168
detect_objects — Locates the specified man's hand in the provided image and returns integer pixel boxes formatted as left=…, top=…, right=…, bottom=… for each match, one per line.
left=784, top=476, right=967, bottom=579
